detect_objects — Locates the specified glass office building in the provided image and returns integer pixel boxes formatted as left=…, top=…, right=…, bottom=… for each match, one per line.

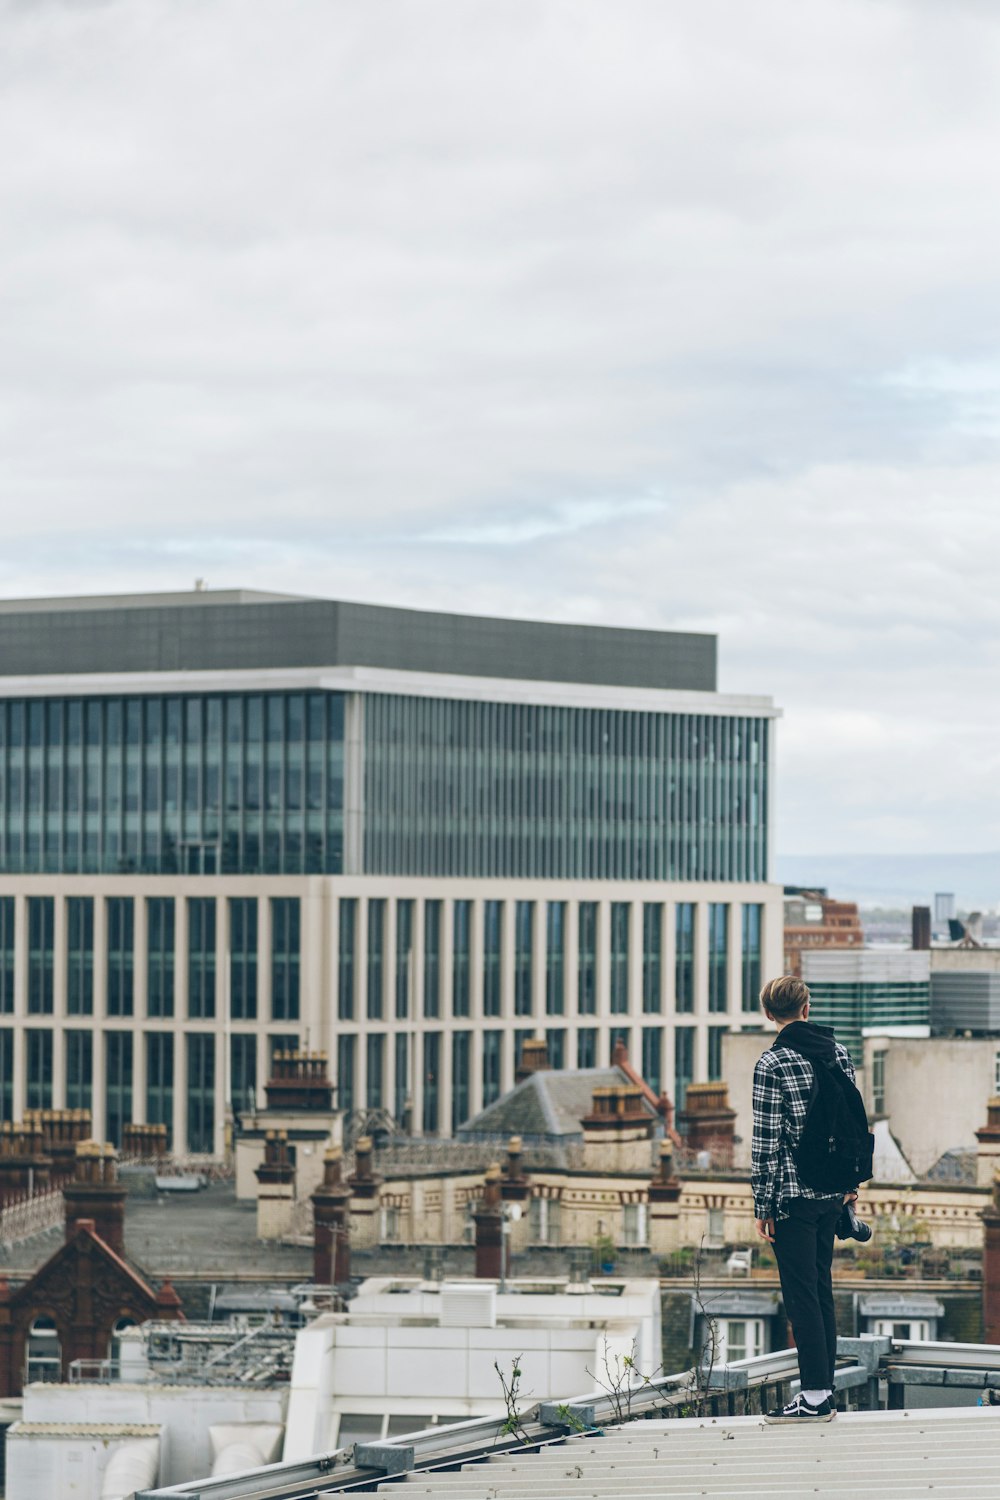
left=0, top=690, right=767, bottom=882
left=0, top=590, right=782, bottom=1150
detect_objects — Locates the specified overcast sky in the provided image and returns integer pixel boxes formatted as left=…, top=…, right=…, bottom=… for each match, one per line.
left=3, top=0, right=1000, bottom=858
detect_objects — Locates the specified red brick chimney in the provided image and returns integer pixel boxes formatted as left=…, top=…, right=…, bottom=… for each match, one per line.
left=264, top=1050, right=334, bottom=1113
left=63, top=1142, right=128, bottom=1255
left=473, top=1164, right=504, bottom=1279
left=515, top=1038, right=550, bottom=1084
left=312, top=1147, right=352, bottom=1285
left=500, top=1136, right=531, bottom=1203
left=676, top=1083, right=737, bottom=1167
left=983, top=1170, right=1000, bottom=1345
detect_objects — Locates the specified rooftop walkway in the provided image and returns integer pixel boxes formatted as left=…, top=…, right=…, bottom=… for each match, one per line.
left=384, top=1408, right=1000, bottom=1499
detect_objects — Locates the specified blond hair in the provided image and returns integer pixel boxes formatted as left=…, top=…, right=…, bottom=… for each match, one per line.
left=760, top=975, right=810, bottom=1020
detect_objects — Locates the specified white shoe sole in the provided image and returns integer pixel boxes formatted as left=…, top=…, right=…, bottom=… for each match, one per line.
left=764, top=1410, right=835, bottom=1424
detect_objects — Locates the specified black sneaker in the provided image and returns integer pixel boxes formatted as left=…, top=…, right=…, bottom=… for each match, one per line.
left=764, top=1394, right=835, bottom=1424
left=836, top=1202, right=872, bottom=1243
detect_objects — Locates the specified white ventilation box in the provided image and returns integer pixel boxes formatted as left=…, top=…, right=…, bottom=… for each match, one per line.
left=438, top=1284, right=496, bottom=1329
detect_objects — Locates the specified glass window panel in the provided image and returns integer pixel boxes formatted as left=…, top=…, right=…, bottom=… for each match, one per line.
left=708, top=904, right=729, bottom=1013
left=230, top=1033, right=257, bottom=1118
left=514, top=902, right=533, bottom=1017
left=0, top=898, right=15, bottom=1014
left=675, top=904, right=695, bottom=1014
left=366, top=1032, right=384, bottom=1109
left=229, top=897, right=258, bottom=1020
left=67, top=897, right=94, bottom=1016
left=26, top=1028, right=53, bottom=1110
left=187, top=898, right=216, bottom=1019
left=451, top=1031, right=471, bottom=1131
left=610, top=903, right=630, bottom=1015
left=577, top=904, right=597, bottom=1015
left=642, top=903, right=663, bottom=1014
left=483, top=901, right=502, bottom=1017
left=106, top=897, right=134, bottom=1017
left=66, top=1029, right=93, bottom=1112
left=422, top=1031, right=440, bottom=1134
left=741, top=904, right=762, bottom=1013
left=452, top=901, right=471, bottom=1017
left=105, top=1031, right=133, bottom=1147
left=423, top=901, right=441, bottom=1019
left=395, top=899, right=413, bottom=1020
left=271, top=897, right=300, bottom=1021
left=337, top=1034, right=355, bottom=1117
left=338, top=899, right=356, bottom=1020
left=367, top=899, right=385, bottom=1020
left=147, top=898, right=175, bottom=1018
left=27, top=897, right=54, bottom=1015
left=146, top=1032, right=174, bottom=1146
left=545, top=902, right=565, bottom=1016
left=186, top=1033, right=215, bottom=1154
left=482, top=1030, right=502, bottom=1107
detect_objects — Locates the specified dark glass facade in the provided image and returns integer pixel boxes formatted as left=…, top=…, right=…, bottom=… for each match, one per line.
left=0, top=684, right=769, bottom=882
left=0, top=692, right=345, bottom=876
left=363, top=695, right=769, bottom=881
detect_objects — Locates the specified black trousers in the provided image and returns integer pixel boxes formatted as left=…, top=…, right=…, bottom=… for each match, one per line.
left=773, top=1196, right=841, bottom=1392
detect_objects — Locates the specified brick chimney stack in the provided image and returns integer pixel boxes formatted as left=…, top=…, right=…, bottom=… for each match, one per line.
left=312, top=1146, right=352, bottom=1285
left=501, top=1136, right=531, bottom=1203
left=648, top=1140, right=683, bottom=1255
left=911, top=906, right=931, bottom=950
left=983, top=1169, right=1000, bottom=1345
left=676, top=1083, right=737, bottom=1167
left=976, top=1098, right=1000, bottom=1188
left=0, top=1120, right=52, bottom=1204
left=63, top=1142, right=128, bottom=1254
left=347, top=1136, right=382, bottom=1250
left=264, top=1050, right=334, bottom=1113
left=474, top=1164, right=504, bottom=1279
left=515, top=1038, right=550, bottom=1083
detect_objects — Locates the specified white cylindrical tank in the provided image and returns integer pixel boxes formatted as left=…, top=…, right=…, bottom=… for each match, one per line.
left=100, top=1437, right=160, bottom=1499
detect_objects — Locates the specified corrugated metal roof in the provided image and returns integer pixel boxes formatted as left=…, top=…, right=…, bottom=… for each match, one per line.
left=383, top=1409, right=1000, bottom=1499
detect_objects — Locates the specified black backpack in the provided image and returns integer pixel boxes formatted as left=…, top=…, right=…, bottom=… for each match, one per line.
left=779, top=1047, right=875, bottom=1193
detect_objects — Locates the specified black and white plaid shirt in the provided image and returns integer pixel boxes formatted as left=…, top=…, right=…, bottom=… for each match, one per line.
left=751, top=1039, right=856, bottom=1220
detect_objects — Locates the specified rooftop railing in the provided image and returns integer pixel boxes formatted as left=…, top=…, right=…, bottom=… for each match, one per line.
left=136, top=1334, right=1000, bottom=1500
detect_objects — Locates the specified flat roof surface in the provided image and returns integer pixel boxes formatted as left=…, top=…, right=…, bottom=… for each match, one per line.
left=387, top=1408, right=1000, bottom=1498
left=0, top=1180, right=312, bottom=1280
left=0, top=590, right=716, bottom=692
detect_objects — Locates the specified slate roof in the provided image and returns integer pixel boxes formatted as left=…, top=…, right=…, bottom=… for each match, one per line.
left=458, top=1067, right=660, bottom=1141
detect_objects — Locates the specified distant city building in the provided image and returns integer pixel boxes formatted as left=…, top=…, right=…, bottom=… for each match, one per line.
left=0, top=589, right=782, bottom=1150
left=930, top=946, right=1000, bottom=1034
left=935, top=892, right=957, bottom=925
left=783, top=888, right=864, bottom=977
left=802, top=948, right=930, bottom=1056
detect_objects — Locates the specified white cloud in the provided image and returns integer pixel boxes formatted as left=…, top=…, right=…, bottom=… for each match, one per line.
left=2, top=0, right=1000, bottom=853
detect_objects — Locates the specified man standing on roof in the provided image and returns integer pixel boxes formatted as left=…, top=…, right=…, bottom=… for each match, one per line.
left=751, top=975, right=872, bottom=1424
